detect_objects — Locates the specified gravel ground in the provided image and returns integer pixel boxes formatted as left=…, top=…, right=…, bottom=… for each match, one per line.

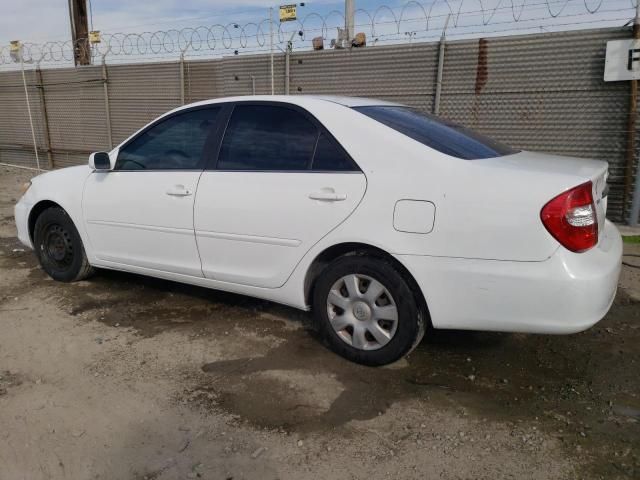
left=0, top=165, right=638, bottom=480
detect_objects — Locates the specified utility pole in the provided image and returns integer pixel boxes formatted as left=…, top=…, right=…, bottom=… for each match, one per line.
left=68, top=0, right=91, bottom=66
left=345, top=0, right=355, bottom=46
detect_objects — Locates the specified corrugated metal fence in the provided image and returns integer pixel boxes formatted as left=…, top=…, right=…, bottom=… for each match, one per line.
left=0, top=27, right=635, bottom=222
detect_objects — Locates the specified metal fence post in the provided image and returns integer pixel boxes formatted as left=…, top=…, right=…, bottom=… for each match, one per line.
left=35, top=65, right=54, bottom=169
left=285, top=49, right=290, bottom=95
left=628, top=3, right=640, bottom=225
left=101, top=52, right=114, bottom=150
left=270, top=7, right=274, bottom=95
left=19, top=54, right=41, bottom=171
left=179, top=51, right=185, bottom=105
left=433, top=14, right=451, bottom=115
left=628, top=88, right=639, bottom=224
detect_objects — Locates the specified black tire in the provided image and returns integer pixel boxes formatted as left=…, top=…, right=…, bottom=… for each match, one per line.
left=33, top=207, right=94, bottom=282
left=312, top=254, right=426, bottom=366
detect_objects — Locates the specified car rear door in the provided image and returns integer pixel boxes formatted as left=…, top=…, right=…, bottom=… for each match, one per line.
left=83, top=106, right=222, bottom=276
left=194, top=102, right=367, bottom=288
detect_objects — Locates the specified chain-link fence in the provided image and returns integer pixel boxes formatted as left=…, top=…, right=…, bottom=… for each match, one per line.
left=0, top=26, right=636, bottom=222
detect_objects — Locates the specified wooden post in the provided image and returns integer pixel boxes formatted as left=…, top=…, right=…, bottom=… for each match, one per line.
left=68, top=0, right=91, bottom=66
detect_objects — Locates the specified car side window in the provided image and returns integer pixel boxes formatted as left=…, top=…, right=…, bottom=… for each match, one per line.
left=217, top=105, right=318, bottom=171
left=312, top=132, right=358, bottom=171
left=115, top=107, right=220, bottom=170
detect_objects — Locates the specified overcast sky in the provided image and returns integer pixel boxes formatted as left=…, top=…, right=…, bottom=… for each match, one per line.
left=1, top=0, right=636, bottom=46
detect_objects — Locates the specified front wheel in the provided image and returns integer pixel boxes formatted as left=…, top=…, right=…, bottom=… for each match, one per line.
left=312, top=255, right=425, bottom=366
left=33, top=207, right=94, bottom=282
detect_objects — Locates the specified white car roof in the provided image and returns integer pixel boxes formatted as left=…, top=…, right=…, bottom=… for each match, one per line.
left=298, top=95, right=401, bottom=107
left=178, top=95, right=402, bottom=112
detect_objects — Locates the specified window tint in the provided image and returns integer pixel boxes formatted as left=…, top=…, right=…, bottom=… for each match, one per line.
left=218, top=105, right=318, bottom=171
left=312, top=132, right=357, bottom=171
left=353, top=106, right=518, bottom=160
left=116, top=107, right=220, bottom=170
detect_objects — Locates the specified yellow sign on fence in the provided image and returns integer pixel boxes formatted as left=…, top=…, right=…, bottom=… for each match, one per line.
left=89, top=31, right=102, bottom=44
left=279, top=4, right=297, bottom=22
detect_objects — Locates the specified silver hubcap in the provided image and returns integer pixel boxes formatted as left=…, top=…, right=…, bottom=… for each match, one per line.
left=326, top=274, right=399, bottom=351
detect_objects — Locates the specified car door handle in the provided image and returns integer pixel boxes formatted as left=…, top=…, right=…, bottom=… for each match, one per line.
left=166, top=186, right=192, bottom=197
left=309, top=192, right=347, bottom=201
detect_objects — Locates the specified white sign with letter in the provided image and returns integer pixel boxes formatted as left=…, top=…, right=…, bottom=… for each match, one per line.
left=605, top=39, right=640, bottom=81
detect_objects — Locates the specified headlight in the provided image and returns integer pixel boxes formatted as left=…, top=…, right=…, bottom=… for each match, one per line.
left=20, top=181, right=32, bottom=196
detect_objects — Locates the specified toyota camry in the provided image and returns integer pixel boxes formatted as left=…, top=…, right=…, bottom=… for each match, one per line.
left=14, top=95, right=622, bottom=365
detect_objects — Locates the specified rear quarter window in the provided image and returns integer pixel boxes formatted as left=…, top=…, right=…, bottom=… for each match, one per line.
left=353, top=106, right=518, bottom=160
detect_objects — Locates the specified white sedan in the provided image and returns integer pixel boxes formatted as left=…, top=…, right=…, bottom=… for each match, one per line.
left=14, top=95, right=622, bottom=365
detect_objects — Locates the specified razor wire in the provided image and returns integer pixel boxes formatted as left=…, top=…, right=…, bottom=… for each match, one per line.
left=0, top=0, right=635, bottom=66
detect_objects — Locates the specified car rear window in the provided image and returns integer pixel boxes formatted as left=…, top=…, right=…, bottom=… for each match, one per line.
left=353, top=106, right=518, bottom=160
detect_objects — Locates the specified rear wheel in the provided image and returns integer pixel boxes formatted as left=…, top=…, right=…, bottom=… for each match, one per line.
left=33, top=207, right=94, bottom=282
left=312, top=255, right=425, bottom=366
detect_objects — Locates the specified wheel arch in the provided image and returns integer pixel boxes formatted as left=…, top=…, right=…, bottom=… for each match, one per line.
left=28, top=200, right=64, bottom=243
left=303, top=242, right=431, bottom=326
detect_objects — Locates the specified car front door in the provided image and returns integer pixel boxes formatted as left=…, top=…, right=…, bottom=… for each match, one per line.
left=83, top=106, right=221, bottom=277
left=194, top=103, right=367, bottom=288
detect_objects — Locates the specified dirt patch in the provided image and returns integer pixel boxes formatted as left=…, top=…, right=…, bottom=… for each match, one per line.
left=0, top=370, right=23, bottom=396
left=1, top=229, right=308, bottom=339
left=62, top=269, right=309, bottom=338
left=184, top=302, right=640, bottom=478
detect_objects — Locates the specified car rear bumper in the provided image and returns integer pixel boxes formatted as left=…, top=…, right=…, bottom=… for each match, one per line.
left=395, top=219, right=622, bottom=334
left=14, top=199, right=33, bottom=250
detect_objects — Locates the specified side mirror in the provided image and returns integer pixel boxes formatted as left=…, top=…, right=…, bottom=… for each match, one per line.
left=89, top=152, right=112, bottom=171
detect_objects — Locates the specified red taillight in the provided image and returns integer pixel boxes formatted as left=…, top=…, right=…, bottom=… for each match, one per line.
left=540, top=181, right=598, bottom=253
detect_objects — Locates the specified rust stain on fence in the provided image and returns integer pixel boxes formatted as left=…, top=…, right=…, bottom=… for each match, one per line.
left=474, top=38, right=489, bottom=95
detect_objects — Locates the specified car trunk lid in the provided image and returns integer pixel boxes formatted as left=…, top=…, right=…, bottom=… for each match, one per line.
left=478, top=150, right=609, bottom=239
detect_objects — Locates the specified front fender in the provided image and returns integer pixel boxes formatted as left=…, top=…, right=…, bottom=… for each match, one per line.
left=18, top=166, right=93, bottom=257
